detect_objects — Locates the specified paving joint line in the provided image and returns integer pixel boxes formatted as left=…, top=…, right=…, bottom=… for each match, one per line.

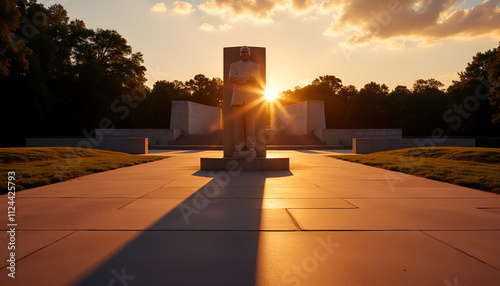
left=421, top=231, right=500, bottom=271
left=0, top=230, right=77, bottom=270
left=285, top=208, right=302, bottom=231
left=116, top=180, right=176, bottom=210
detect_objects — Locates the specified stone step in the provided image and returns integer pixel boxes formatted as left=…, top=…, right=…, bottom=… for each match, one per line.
left=169, top=131, right=223, bottom=145
left=168, top=131, right=325, bottom=146
left=265, top=133, right=326, bottom=145
left=150, top=145, right=343, bottom=150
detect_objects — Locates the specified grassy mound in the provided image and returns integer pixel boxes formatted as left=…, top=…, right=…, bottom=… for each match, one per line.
left=331, top=147, right=500, bottom=193
left=1, top=147, right=167, bottom=193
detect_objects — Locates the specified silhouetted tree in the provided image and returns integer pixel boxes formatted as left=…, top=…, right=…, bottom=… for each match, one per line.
left=0, top=0, right=30, bottom=76
left=412, top=78, right=444, bottom=94
left=486, top=43, right=500, bottom=124
left=0, top=1, right=148, bottom=145
left=185, top=74, right=223, bottom=107
left=446, top=43, right=500, bottom=135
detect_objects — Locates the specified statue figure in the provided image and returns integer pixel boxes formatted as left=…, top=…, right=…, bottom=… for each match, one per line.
left=229, top=46, right=261, bottom=152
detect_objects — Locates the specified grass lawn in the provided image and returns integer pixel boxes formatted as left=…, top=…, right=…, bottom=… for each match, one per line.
left=1, top=147, right=167, bottom=194
left=330, top=147, right=500, bottom=194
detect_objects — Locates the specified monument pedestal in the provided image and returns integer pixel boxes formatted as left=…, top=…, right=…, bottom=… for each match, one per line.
left=232, top=150, right=255, bottom=158
left=199, top=46, right=289, bottom=171
left=200, top=157, right=289, bottom=171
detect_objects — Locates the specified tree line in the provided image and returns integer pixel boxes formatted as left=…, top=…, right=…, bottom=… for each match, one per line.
left=0, top=1, right=498, bottom=147
left=0, top=1, right=221, bottom=146
left=279, top=60, right=499, bottom=137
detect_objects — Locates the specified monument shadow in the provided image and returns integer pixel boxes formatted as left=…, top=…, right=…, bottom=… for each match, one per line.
left=76, top=169, right=292, bottom=285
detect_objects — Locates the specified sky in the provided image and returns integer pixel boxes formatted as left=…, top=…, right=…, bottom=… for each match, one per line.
left=40, top=0, right=500, bottom=93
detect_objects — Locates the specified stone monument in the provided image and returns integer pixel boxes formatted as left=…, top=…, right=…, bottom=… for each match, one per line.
left=200, top=46, right=289, bottom=171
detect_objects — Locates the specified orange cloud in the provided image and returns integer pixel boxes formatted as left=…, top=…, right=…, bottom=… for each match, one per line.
left=171, top=1, right=195, bottom=15
left=199, top=23, right=216, bottom=31
left=151, top=2, right=167, bottom=13
left=198, top=0, right=317, bottom=22
left=322, top=0, right=500, bottom=46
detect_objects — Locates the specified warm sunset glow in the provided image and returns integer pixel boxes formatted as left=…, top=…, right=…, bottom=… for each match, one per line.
left=265, top=88, right=278, bottom=101
left=64, top=0, right=499, bottom=92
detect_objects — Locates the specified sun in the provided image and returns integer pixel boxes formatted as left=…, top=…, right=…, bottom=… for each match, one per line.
left=265, top=88, right=278, bottom=101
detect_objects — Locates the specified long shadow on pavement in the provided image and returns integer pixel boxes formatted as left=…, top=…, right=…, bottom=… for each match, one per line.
left=76, top=169, right=292, bottom=285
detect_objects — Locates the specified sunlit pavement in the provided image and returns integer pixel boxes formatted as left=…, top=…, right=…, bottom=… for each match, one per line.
left=1, top=150, right=499, bottom=285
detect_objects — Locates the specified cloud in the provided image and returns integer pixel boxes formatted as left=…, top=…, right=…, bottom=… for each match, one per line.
left=291, top=0, right=317, bottom=12
left=322, top=0, right=500, bottom=46
left=218, top=23, right=234, bottom=31
left=151, top=2, right=167, bottom=13
left=199, top=23, right=216, bottom=31
left=171, top=1, right=195, bottom=15
left=197, top=0, right=317, bottom=23
left=199, top=23, right=234, bottom=32
left=318, top=0, right=339, bottom=12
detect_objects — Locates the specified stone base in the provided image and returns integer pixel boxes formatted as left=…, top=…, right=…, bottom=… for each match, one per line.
left=232, top=150, right=256, bottom=158
left=200, top=157, right=289, bottom=171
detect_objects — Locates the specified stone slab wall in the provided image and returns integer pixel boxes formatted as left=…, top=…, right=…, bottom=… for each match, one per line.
left=95, top=128, right=181, bottom=145
left=315, top=129, right=403, bottom=145
left=271, top=100, right=326, bottom=134
left=170, top=101, right=222, bottom=134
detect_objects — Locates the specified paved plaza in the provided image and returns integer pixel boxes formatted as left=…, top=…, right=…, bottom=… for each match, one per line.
left=1, top=150, right=499, bottom=285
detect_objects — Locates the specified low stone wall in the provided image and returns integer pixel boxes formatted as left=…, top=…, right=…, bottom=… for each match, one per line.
left=26, top=138, right=148, bottom=154
left=271, top=100, right=326, bottom=134
left=96, top=128, right=181, bottom=145
left=315, top=129, right=402, bottom=145
left=353, top=138, right=476, bottom=154
left=170, top=100, right=222, bottom=134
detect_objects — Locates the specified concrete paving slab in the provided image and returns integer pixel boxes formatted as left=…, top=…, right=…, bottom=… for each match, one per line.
left=1, top=149, right=499, bottom=285
left=289, top=198, right=500, bottom=230
left=0, top=231, right=140, bottom=286
left=424, top=230, right=500, bottom=270
left=16, top=178, right=172, bottom=198
left=148, top=208, right=297, bottom=230
left=255, top=231, right=500, bottom=286
left=161, top=177, right=214, bottom=187
left=5, top=231, right=497, bottom=286
left=0, top=230, right=75, bottom=268
left=140, top=186, right=200, bottom=199
left=1, top=198, right=132, bottom=230
left=153, top=198, right=356, bottom=209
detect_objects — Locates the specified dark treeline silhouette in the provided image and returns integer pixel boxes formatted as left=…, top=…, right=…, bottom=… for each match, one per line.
left=279, top=43, right=500, bottom=137
left=0, top=1, right=498, bottom=147
left=0, top=1, right=221, bottom=146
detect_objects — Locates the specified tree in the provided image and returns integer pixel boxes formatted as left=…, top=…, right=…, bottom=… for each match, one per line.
left=446, top=43, right=500, bottom=135
left=344, top=82, right=389, bottom=128
left=0, top=1, right=149, bottom=144
left=72, top=28, right=146, bottom=93
left=390, top=85, right=411, bottom=96
left=185, top=74, right=223, bottom=107
left=0, top=0, right=30, bottom=76
left=412, top=78, right=444, bottom=94
left=311, top=75, right=343, bottom=96
left=486, top=43, right=500, bottom=124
